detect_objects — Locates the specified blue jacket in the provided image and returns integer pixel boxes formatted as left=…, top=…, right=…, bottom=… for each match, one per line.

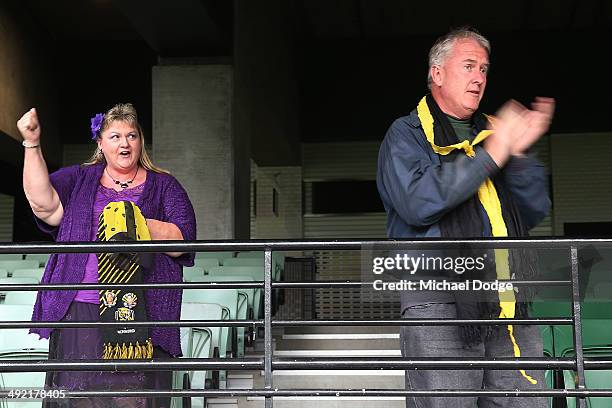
left=376, top=110, right=551, bottom=239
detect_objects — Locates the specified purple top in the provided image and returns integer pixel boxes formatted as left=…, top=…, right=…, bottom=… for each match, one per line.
left=30, top=163, right=196, bottom=357
left=75, top=183, right=144, bottom=303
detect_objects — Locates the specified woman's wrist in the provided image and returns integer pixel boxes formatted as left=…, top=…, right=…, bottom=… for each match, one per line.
left=22, top=140, right=40, bottom=148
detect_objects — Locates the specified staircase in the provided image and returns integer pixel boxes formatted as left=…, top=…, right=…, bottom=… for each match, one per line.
left=205, top=325, right=405, bottom=408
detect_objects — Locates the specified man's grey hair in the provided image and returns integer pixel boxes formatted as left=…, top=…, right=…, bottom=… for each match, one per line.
left=427, top=26, right=491, bottom=90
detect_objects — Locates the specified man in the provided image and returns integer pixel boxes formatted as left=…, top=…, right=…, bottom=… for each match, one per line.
left=376, top=27, right=554, bottom=408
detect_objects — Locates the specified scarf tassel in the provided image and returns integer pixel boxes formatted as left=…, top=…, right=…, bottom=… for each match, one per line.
left=103, top=338, right=154, bottom=360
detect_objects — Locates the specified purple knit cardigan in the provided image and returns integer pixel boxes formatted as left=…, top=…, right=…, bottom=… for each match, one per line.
left=30, top=163, right=196, bottom=357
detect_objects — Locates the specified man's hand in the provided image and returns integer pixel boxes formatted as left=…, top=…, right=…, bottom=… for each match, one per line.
left=484, top=100, right=528, bottom=167
left=510, top=97, right=555, bottom=156
left=485, top=97, right=555, bottom=166
left=17, top=108, right=41, bottom=144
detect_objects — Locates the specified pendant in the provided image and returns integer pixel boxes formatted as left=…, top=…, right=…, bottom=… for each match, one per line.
left=116, top=181, right=130, bottom=189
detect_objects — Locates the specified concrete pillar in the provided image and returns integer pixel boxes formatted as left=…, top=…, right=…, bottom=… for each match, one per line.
left=253, top=166, right=303, bottom=239
left=152, top=64, right=237, bottom=240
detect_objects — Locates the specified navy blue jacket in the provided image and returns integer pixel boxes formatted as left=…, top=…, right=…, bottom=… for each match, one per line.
left=377, top=110, right=551, bottom=239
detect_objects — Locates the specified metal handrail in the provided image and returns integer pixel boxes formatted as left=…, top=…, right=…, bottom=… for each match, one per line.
left=1, top=238, right=611, bottom=408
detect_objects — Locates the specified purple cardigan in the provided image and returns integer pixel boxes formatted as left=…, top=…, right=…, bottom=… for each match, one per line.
left=30, top=163, right=196, bottom=357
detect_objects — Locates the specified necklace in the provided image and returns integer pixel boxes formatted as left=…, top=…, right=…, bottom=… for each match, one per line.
left=105, top=166, right=139, bottom=189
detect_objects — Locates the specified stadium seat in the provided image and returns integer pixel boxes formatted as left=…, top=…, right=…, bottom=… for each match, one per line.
left=0, top=303, right=49, bottom=405
left=207, top=267, right=263, bottom=322
left=194, top=252, right=235, bottom=266
left=174, top=302, right=221, bottom=402
left=0, top=277, right=39, bottom=301
left=193, top=258, right=219, bottom=274
left=182, top=266, right=205, bottom=281
left=3, top=291, right=38, bottom=306
left=192, top=274, right=254, bottom=346
left=0, top=254, right=23, bottom=261
left=23, top=254, right=50, bottom=267
left=0, top=261, right=40, bottom=276
left=11, top=268, right=45, bottom=282
left=234, top=251, right=285, bottom=279
left=182, top=288, right=238, bottom=366
left=549, top=320, right=612, bottom=408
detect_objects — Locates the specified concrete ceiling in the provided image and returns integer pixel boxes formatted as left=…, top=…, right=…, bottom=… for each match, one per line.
left=299, top=0, right=611, bottom=38
left=16, top=0, right=612, bottom=143
left=22, top=1, right=612, bottom=52
left=23, top=0, right=233, bottom=56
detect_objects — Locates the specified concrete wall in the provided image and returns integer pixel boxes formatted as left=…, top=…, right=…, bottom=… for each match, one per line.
left=252, top=166, right=303, bottom=239
left=0, top=194, right=14, bottom=241
left=152, top=64, right=234, bottom=240
left=0, top=2, right=60, bottom=170
left=551, top=132, right=612, bottom=235
left=233, top=0, right=301, bottom=167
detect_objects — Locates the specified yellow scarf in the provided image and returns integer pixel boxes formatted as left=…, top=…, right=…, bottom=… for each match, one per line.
left=416, top=96, right=537, bottom=384
left=98, top=201, right=154, bottom=360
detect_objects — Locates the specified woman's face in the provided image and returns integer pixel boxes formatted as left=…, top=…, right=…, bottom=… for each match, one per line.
left=98, top=120, right=141, bottom=173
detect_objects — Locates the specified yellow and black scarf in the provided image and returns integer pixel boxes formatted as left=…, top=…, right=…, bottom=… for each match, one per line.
left=98, top=201, right=153, bottom=359
left=417, top=94, right=538, bottom=384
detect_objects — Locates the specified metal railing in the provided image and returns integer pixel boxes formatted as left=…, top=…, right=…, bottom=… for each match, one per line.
left=1, top=238, right=612, bottom=408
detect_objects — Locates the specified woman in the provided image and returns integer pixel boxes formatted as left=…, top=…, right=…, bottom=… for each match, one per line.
left=18, top=103, right=196, bottom=408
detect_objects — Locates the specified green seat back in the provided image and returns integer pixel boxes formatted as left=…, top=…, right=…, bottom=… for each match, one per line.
left=23, top=254, right=50, bottom=267
left=182, top=266, right=205, bottom=281
left=0, top=261, right=40, bottom=275
left=0, top=254, right=23, bottom=261
left=4, top=291, right=38, bottom=306
left=11, top=268, right=44, bottom=281
left=195, top=251, right=235, bottom=265
left=182, top=288, right=238, bottom=359
left=193, top=258, right=219, bottom=273
left=178, top=302, right=220, bottom=394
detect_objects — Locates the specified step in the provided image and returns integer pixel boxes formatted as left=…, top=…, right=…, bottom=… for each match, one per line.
left=206, top=397, right=238, bottom=408
left=271, top=369, right=404, bottom=389
left=250, top=337, right=276, bottom=352
left=282, top=333, right=399, bottom=340
left=227, top=373, right=254, bottom=389
left=276, top=333, right=399, bottom=350
left=283, top=326, right=400, bottom=335
left=273, top=349, right=401, bottom=357
left=245, top=396, right=405, bottom=408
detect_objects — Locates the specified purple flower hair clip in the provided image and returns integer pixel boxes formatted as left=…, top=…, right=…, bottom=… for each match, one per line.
left=90, top=113, right=104, bottom=140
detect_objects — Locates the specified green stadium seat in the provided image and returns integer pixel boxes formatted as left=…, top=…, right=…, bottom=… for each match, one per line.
left=193, top=274, right=254, bottom=347
left=182, top=266, right=205, bottom=281
left=176, top=302, right=220, bottom=397
left=0, top=277, right=39, bottom=300
left=11, top=268, right=45, bottom=282
left=195, top=252, right=235, bottom=266
left=0, top=304, right=49, bottom=356
left=207, top=266, right=263, bottom=322
left=0, top=254, right=23, bottom=261
left=234, top=251, right=285, bottom=279
left=547, top=320, right=612, bottom=408
left=193, top=258, right=219, bottom=274
left=0, top=261, right=40, bottom=276
left=3, top=291, right=37, bottom=306
left=23, top=254, right=50, bottom=267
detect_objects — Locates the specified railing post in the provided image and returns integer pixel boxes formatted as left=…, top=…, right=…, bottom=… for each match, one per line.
left=264, top=247, right=273, bottom=408
left=570, top=245, right=586, bottom=408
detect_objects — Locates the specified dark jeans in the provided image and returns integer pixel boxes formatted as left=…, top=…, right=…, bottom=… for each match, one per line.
left=401, top=302, right=548, bottom=408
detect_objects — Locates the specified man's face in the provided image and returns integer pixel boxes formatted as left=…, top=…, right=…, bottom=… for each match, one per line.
left=431, top=38, right=489, bottom=119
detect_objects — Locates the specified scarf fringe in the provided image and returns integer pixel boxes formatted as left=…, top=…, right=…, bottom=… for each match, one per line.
left=103, top=338, right=154, bottom=359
